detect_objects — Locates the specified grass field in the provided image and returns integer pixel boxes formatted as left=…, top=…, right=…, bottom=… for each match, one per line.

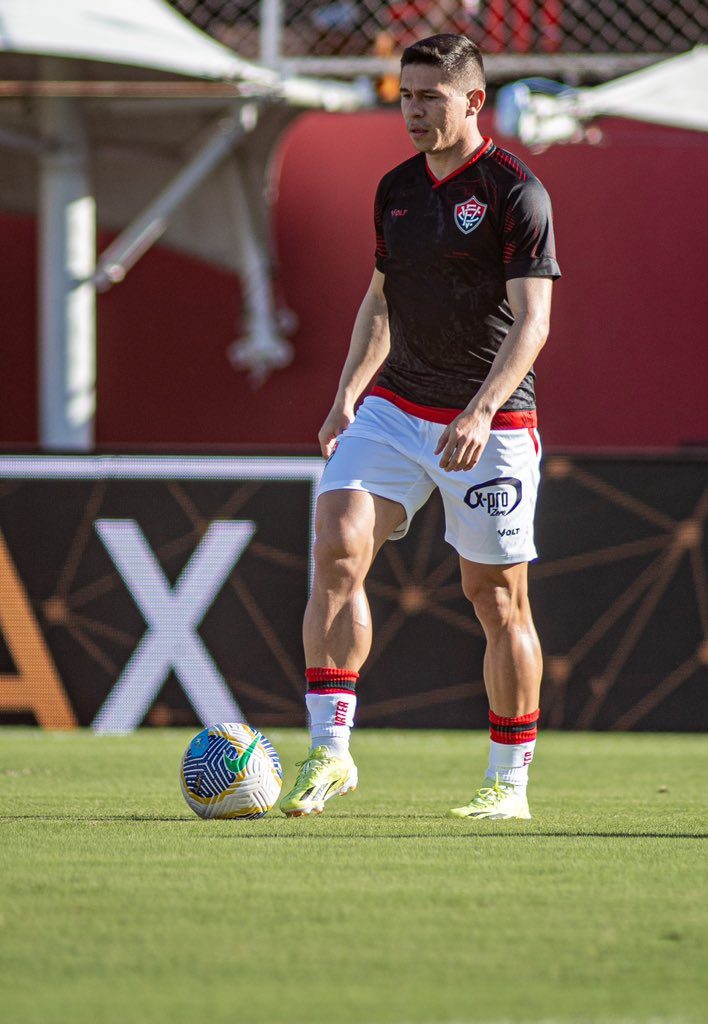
left=1, top=728, right=707, bottom=1024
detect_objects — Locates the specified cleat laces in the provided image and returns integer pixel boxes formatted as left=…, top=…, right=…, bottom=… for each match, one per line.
left=469, top=774, right=511, bottom=808
left=292, top=749, right=333, bottom=785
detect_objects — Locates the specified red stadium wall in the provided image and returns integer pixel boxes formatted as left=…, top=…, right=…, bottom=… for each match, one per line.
left=1, top=110, right=707, bottom=449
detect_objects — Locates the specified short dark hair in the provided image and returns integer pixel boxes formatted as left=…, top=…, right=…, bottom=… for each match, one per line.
left=401, top=34, right=486, bottom=89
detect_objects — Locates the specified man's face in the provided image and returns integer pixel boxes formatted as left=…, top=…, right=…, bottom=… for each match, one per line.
left=399, top=63, right=483, bottom=154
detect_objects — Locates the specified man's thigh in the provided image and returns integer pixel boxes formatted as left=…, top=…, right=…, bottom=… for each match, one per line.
left=319, top=428, right=435, bottom=541
left=315, top=487, right=409, bottom=558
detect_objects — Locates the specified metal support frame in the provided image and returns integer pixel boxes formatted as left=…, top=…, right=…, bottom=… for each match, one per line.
left=94, top=103, right=261, bottom=289
left=279, top=53, right=665, bottom=84
left=0, top=12, right=370, bottom=449
left=259, top=0, right=283, bottom=70
left=38, top=59, right=96, bottom=451
left=92, top=99, right=296, bottom=386
left=224, top=155, right=293, bottom=386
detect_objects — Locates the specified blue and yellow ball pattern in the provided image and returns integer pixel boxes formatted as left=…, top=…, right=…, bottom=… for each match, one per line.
left=180, top=722, right=282, bottom=819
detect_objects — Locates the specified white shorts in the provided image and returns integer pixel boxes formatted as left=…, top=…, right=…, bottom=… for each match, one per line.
left=319, top=396, right=542, bottom=565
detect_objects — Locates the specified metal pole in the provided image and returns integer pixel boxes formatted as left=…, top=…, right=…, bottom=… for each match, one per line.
left=260, top=0, right=283, bottom=70
left=38, top=59, right=96, bottom=451
left=225, top=159, right=292, bottom=386
left=94, top=106, right=259, bottom=290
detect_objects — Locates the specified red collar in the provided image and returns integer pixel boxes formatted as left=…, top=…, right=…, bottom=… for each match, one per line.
left=426, top=137, right=494, bottom=188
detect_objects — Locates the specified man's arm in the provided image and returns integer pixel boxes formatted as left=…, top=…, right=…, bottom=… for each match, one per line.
left=435, top=276, right=553, bottom=472
left=318, top=268, right=390, bottom=458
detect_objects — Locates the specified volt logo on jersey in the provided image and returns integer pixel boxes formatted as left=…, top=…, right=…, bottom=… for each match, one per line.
left=454, top=195, right=487, bottom=234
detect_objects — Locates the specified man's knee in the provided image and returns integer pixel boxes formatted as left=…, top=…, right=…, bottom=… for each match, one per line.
left=461, top=565, right=529, bottom=635
left=313, top=516, right=373, bottom=589
left=467, top=583, right=515, bottom=634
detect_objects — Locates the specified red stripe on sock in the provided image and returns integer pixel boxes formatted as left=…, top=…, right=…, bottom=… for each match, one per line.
left=489, top=708, right=540, bottom=726
left=489, top=708, right=539, bottom=745
left=490, top=727, right=538, bottom=745
left=306, top=667, right=359, bottom=685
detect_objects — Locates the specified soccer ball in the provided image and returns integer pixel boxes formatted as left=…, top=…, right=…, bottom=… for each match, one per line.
left=180, top=722, right=282, bottom=819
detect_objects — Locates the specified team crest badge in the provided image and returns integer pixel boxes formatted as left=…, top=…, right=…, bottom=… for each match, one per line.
left=454, top=195, right=487, bottom=234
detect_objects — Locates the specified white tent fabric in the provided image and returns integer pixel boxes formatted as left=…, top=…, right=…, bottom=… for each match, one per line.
left=0, top=0, right=275, bottom=83
left=581, top=46, right=708, bottom=132
left=497, top=47, right=708, bottom=148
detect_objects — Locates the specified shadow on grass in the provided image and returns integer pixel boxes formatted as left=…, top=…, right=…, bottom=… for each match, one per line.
left=210, top=829, right=708, bottom=840
left=3, top=815, right=706, bottom=840
left=0, top=814, right=193, bottom=822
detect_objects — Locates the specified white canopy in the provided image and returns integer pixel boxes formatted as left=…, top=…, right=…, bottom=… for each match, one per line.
left=580, top=46, right=708, bottom=132
left=496, top=47, right=708, bottom=148
left=0, top=0, right=275, bottom=83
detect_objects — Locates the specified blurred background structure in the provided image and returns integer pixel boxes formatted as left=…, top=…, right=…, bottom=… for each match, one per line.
left=0, top=0, right=706, bottom=451
left=0, top=0, right=369, bottom=450
left=0, top=1, right=706, bottom=732
left=169, top=0, right=706, bottom=78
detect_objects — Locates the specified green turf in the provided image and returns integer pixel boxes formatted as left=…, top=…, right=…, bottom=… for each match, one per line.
left=1, top=729, right=707, bottom=1024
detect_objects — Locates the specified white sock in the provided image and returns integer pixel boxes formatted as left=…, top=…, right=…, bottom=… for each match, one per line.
left=485, top=739, right=536, bottom=792
left=306, top=690, right=356, bottom=759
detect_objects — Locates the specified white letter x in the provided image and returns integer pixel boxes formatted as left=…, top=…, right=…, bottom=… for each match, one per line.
left=91, top=519, right=254, bottom=733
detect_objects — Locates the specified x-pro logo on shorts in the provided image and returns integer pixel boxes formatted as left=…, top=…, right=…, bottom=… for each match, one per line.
left=454, top=195, right=487, bottom=234
left=465, top=477, right=522, bottom=517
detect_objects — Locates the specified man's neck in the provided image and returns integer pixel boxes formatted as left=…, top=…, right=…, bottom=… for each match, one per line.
left=425, top=130, right=486, bottom=182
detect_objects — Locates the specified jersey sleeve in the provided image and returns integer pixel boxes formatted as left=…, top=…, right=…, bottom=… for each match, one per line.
left=501, top=177, right=561, bottom=281
left=374, top=177, right=389, bottom=272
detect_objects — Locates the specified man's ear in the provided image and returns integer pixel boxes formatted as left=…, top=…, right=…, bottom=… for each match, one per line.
left=466, top=87, right=486, bottom=116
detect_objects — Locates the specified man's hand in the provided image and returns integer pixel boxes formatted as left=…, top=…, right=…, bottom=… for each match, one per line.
left=318, top=403, right=354, bottom=459
left=434, top=407, right=493, bottom=472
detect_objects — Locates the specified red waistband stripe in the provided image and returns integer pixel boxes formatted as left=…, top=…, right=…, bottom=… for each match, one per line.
left=370, top=386, right=537, bottom=429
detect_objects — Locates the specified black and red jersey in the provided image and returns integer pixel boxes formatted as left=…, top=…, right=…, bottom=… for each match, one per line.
left=373, top=137, right=560, bottom=411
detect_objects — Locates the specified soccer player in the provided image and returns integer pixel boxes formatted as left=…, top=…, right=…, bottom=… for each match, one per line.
left=280, top=33, right=561, bottom=819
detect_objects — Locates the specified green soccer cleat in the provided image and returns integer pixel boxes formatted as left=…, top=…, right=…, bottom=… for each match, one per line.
left=449, top=775, right=532, bottom=820
left=280, top=746, right=358, bottom=817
